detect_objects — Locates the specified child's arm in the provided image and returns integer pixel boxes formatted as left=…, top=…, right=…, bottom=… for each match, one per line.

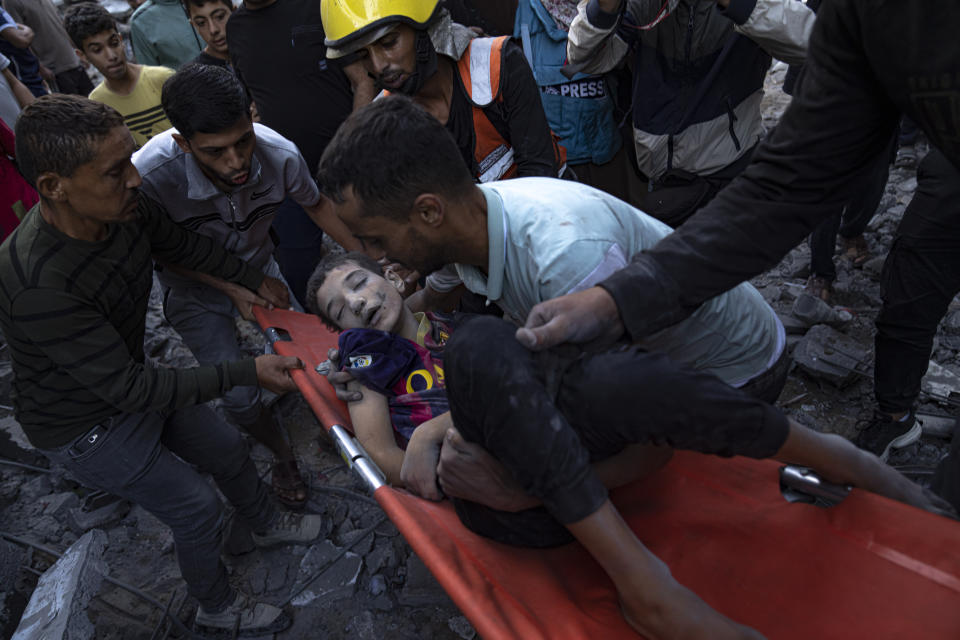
left=345, top=380, right=405, bottom=486
left=400, top=412, right=453, bottom=501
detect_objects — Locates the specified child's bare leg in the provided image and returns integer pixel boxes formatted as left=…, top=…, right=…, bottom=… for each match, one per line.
left=567, top=500, right=764, bottom=640
left=775, top=419, right=954, bottom=516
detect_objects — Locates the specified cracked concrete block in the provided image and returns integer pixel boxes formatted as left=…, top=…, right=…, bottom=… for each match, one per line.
left=448, top=615, right=477, bottom=640
left=341, top=529, right=374, bottom=555
left=12, top=529, right=108, bottom=640
left=290, top=540, right=362, bottom=606
left=19, top=475, right=53, bottom=502
left=398, top=555, right=451, bottom=608
left=778, top=313, right=809, bottom=336
left=41, top=493, right=80, bottom=518
left=792, top=325, right=870, bottom=387
left=0, top=538, right=25, bottom=591
left=943, top=309, right=960, bottom=336
left=67, top=497, right=130, bottom=533
left=922, top=360, right=960, bottom=403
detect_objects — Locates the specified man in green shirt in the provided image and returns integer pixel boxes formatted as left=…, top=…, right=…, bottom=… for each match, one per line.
left=0, top=94, right=317, bottom=636
left=130, top=0, right=203, bottom=68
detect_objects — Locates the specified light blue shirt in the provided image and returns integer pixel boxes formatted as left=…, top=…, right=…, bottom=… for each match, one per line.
left=454, top=177, right=784, bottom=386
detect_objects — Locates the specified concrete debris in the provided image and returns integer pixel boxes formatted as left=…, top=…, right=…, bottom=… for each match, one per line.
left=916, top=413, right=957, bottom=439
left=861, top=255, right=886, bottom=277
left=369, top=574, right=386, bottom=596
left=18, top=476, right=53, bottom=503
left=777, top=313, right=809, bottom=336
left=12, top=529, right=108, bottom=640
left=40, top=493, right=80, bottom=518
left=921, top=360, right=960, bottom=403
left=792, top=325, right=870, bottom=387
left=791, top=293, right=852, bottom=328
left=398, top=555, right=452, bottom=608
left=942, top=309, right=960, bottom=336
left=448, top=615, right=477, bottom=640
left=290, top=540, right=362, bottom=606
left=0, top=539, right=24, bottom=593
left=67, top=493, right=129, bottom=533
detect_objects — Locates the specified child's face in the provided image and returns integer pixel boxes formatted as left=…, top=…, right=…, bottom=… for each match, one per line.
left=188, top=0, right=232, bottom=57
left=78, top=30, right=127, bottom=80
left=316, top=263, right=405, bottom=333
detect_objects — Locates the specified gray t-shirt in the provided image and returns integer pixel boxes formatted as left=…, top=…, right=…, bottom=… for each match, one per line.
left=453, top=177, right=785, bottom=387
left=133, top=122, right=321, bottom=288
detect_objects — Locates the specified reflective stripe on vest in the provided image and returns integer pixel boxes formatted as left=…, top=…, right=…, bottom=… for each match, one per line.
left=457, top=36, right=518, bottom=182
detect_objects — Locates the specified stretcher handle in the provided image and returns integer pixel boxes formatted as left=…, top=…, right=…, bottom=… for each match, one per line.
left=331, top=424, right=386, bottom=492
left=779, top=465, right=851, bottom=507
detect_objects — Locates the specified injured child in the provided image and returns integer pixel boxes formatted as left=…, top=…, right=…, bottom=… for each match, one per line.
left=306, top=251, right=954, bottom=640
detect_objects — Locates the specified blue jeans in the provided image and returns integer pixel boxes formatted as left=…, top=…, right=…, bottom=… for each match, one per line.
left=40, top=405, right=276, bottom=611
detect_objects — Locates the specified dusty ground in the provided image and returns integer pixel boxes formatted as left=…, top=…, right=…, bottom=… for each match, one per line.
left=0, top=61, right=956, bottom=640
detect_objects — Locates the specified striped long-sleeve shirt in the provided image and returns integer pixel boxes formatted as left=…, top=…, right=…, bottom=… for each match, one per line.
left=0, top=193, right=265, bottom=449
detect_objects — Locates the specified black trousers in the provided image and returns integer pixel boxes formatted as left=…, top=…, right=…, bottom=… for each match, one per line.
left=808, top=135, right=895, bottom=280
left=874, top=149, right=960, bottom=414
left=444, top=316, right=789, bottom=547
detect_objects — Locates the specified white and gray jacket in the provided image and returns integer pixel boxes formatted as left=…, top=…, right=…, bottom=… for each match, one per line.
left=567, top=0, right=814, bottom=180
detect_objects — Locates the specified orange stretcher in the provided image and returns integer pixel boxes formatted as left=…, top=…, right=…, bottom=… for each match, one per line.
left=255, top=307, right=960, bottom=639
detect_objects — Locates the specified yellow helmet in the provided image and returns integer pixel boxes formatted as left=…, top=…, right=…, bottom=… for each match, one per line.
left=322, top=0, right=440, bottom=59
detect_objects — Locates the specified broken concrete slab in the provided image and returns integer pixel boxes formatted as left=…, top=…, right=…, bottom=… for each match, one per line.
left=0, top=538, right=24, bottom=592
left=943, top=309, right=960, bottom=336
left=792, top=325, right=871, bottom=387
left=290, top=540, right=362, bottom=606
left=40, top=493, right=80, bottom=518
left=12, top=529, right=108, bottom=640
left=777, top=313, right=809, bottom=336
left=922, top=360, right=960, bottom=404
left=67, top=494, right=129, bottom=533
left=398, top=555, right=452, bottom=608
left=448, top=615, right=477, bottom=640
left=916, top=413, right=957, bottom=439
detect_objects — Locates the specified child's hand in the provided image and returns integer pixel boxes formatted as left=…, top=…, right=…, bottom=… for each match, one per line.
left=326, top=348, right=362, bottom=402
left=400, top=425, right=445, bottom=501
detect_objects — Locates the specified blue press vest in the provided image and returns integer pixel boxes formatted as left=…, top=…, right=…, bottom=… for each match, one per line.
left=514, top=0, right=621, bottom=165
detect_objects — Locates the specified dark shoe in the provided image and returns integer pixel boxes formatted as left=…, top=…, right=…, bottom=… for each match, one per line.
left=855, top=410, right=922, bottom=462
left=252, top=510, right=323, bottom=548
left=194, top=592, right=291, bottom=638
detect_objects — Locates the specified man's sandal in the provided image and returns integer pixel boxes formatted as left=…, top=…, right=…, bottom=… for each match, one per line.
left=272, top=459, right=308, bottom=510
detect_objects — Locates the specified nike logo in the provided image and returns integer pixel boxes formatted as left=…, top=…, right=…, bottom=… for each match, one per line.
left=250, top=186, right=273, bottom=200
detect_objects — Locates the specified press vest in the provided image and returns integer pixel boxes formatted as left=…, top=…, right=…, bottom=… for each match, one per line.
left=513, top=0, right=620, bottom=165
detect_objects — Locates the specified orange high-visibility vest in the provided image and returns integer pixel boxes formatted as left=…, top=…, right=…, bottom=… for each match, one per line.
left=455, top=36, right=567, bottom=183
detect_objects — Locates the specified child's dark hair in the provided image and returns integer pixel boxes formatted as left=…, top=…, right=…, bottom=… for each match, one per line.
left=305, top=252, right=384, bottom=330
left=161, top=64, right=251, bottom=140
left=63, top=3, right=117, bottom=50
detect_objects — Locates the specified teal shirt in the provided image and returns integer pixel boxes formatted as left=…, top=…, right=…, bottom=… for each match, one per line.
left=130, top=0, right=203, bottom=69
left=455, top=178, right=784, bottom=387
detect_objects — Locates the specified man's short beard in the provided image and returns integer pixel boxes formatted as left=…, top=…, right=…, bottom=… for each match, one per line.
left=374, top=29, right=438, bottom=95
